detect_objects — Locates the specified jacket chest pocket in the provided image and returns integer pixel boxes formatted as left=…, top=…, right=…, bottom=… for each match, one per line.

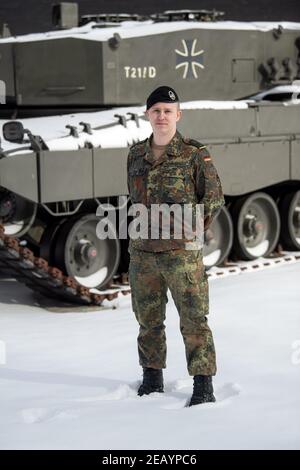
left=160, top=175, right=186, bottom=203
left=160, top=162, right=196, bottom=204
left=128, top=167, right=148, bottom=203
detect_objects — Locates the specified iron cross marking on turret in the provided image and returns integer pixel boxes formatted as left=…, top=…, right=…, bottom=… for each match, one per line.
left=175, top=39, right=204, bottom=79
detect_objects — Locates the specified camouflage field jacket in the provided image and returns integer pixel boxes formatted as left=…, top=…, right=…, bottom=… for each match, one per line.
left=127, top=130, right=224, bottom=252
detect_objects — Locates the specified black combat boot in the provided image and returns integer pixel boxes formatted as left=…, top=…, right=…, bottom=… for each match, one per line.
left=137, top=367, right=164, bottom=396
left=188, top=375, right=216, bottom=406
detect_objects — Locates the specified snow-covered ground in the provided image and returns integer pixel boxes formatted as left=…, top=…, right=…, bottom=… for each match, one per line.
left=0, top=262, right=300, bottom=450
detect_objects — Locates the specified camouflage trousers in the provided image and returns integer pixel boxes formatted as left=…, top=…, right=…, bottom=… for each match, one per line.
left=129, top=249, right=217, bottom=376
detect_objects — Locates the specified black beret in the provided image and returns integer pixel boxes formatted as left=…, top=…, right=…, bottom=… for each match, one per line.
left=146, top=86, right=179, bottom=110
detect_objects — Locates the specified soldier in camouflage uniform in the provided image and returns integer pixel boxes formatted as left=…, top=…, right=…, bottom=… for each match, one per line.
left=127, top=86, right=224, bottom=406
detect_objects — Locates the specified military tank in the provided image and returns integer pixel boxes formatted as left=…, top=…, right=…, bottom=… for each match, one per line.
left=0, top=4, right=300, bottom=305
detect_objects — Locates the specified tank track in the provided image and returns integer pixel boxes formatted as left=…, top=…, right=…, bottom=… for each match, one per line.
left=0, top=224, right=130, bottom=306
left=207, top=252, right=300, bottom=279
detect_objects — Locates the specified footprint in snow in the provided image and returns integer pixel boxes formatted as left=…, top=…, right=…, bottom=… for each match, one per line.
left=215, top=382, right=241, bottom=402
left=74, top=384, right=137, bottom=402
left=21, top=407, right=77, bottom=424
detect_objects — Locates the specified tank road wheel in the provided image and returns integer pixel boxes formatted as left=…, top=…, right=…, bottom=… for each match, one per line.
left=231, top=192, right=280, bottom=260
left=53, top=214, right=120, bottom=289
left=279, top=190, right=300, bottom=250
left=39, top=218, right=68, bottom=262
left=0, top=189, right=37, bottom=237
left=203, top=206, right=233, bottom=268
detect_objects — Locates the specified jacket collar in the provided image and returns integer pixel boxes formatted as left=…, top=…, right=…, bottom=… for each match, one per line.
left=143, top=130, right=183, bottom=165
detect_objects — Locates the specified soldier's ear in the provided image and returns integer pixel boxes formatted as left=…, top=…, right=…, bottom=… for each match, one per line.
left=144, top=110, right=149, bottom=120
left=176, top=109, right=182, bottom=122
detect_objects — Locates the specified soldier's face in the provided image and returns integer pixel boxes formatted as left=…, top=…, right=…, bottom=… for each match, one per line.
left=145, top=102, right=182, bottom=136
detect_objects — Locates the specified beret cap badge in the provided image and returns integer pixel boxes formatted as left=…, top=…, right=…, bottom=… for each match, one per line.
left=146, top=86, right=179, bottom=109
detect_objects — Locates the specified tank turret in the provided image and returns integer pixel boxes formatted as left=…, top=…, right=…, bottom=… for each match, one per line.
left=0, top=7, right=300, bottom=116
